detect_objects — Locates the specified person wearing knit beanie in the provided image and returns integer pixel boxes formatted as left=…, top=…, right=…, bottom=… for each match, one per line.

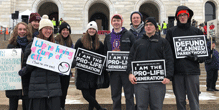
left=55, top=22, right=73, bottom=110
left=38, top=15, right=54, bottom=42
left=86, top=21, right=98, bottom=31
left=39, top=15, right=54, bottom=30
left=111, top=14, right=123, bottom=27
left=28, top=13, right=41, bottom=37
left=145, top=17, right=158, bottom=29
left=129, top=11, right=145, bottom=40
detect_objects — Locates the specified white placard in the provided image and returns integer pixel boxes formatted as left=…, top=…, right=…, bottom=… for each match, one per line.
left=26, top=37, right=76, bottom=75
left=0, top=49, right=22, bottom=90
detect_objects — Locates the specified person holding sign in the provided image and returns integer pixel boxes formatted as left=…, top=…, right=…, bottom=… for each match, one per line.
left=74, top=21, right=106, bottom=110
left=127, top=17, right=174, bottom=110
left=104, top=14, right=135, bottom=110
left=55, top=22, right=74, bottom=110
left=20, top=15, right=62, bottom=110
left=165, top=6, right=205, bottom=110
left=205, top=41, right=219, bottom=91
left=6, top=22, right=32, bottom=110
left=28, top=13, right=41, bottom=38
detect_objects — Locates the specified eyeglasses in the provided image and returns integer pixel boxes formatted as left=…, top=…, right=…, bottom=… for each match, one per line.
left=43, top=27, right=53, bottom=31
left=145, top=23, right=154, bottom=27
left=178, top=14, right=188, bottom=17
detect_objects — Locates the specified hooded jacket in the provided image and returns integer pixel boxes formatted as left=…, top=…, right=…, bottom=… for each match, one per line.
left=205, top=41, right=219, bottom=71
left=166, top=6, right=204, bottom=75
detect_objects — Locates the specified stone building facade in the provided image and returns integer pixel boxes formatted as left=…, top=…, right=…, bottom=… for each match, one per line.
left=0, top=0, right=218, bottom=34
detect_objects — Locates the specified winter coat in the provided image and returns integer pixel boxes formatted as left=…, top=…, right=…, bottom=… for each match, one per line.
left=5, top=44, right=23, bottom=98
left=166, top=5, right=205, bottom=75
left=126, top=34, right=174, bottom=80
left=75, top=38, right=104, bottom=90
left=205, top=42, right=219, bottom=71
left=23, top=42, right=62, bottom=98
left=104, top=27, right=136, bottom=55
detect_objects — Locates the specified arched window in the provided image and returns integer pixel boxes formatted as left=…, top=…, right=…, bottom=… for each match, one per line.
left=205, top=1, right=216, bottom=22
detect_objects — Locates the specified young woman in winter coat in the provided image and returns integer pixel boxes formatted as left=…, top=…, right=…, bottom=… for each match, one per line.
left=55, top=22, right=74, bottom=110
left=21, top=15, right=62, bottom=110
left=6, top=22, right=32, bottom=110
left=28, top=13, right=41, bottom=38
left=75, top=21, right=106, bottom=110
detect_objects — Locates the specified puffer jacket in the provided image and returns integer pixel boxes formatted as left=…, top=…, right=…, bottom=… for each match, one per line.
left=166, top=6, right=205, bottom=75
left=23, top=42, right=62, bottom=98
left=127, top=34, right=174, bottom=80
left=74, top=38, right=104, bottom=90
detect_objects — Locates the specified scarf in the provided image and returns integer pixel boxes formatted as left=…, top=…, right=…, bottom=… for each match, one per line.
left=130, top=22, right=144, bottom=33
left=17, top=36, right=29, bottom=52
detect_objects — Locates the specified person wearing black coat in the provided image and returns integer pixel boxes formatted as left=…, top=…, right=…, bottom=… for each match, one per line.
left=20, top=15, right=62, bottom=110
left=75, top=21, right=106, bottom=110
left=6, top=22, right=32, bottom=110
left=127, top=17, right=174, bottom=110
left=55, top=22, right=74, bottom=110
left=166, top=6, right=205, bottom=110
left=104, top=14, right=135, bottom=110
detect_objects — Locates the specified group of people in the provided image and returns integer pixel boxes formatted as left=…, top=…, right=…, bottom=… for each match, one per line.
left=4, top=5, right=219, bottom=110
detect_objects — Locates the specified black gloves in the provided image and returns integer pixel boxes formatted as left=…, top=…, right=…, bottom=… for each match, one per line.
left=186, top=53, right=198, bottom=61
left=19, top=66, right=27, bottom=76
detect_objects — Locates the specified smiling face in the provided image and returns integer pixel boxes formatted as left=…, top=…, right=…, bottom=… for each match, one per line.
left=87, top=28, right=96, bottom=36
left=61, top=28, right=69, bottom=38
left=132, top=13, right=141, bottom=28
left=31, top=21, right=39, bottom=29
left=112, top=18, right=122, bottom=30
left=42, top=26, right=53, bottom=39
left=17, top=24, right=27, bottom=37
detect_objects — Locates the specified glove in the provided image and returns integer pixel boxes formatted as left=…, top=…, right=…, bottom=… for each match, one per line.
left=210, top=50, right=213, bottom=54
left=186, top=53, right=198, bottom=61
left=18, top=67, right=27, bottom=76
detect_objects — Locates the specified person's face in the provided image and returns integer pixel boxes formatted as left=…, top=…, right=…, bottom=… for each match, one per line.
left=61, top=28, right=69, bottom=38
left=178, top=13, right=189, bottom=24
left=132, top=13, right=141, bottom=27
left=31, top=21, right=39, bottom=29
left=212, top=43, right=216, bottom=49
left=17, top=24, right=27, bottom=37
left=144, top=22, right=156, bottom=35
left=88, top=28, right=96, bottom=36
left=112, top=18, right=122, bottom=29
left=42, top=26, right=53, bottom=39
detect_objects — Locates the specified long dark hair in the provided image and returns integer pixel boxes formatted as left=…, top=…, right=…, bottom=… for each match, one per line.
left=38, top=29, right=55, bottom=43
left=55, top=34, right=73, bottom=47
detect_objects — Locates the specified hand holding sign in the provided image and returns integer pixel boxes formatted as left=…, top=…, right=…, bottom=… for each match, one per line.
left=129, top=74, right=137, bottom=84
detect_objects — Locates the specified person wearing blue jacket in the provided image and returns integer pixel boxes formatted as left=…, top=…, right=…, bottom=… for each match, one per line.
left=205, top=41, right=219, bottom=91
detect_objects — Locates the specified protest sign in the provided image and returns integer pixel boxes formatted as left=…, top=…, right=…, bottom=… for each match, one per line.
left=75, top=48, right=106, bottom=75
left=106, top=51, right=129, bottom=71
left=207, top=19, right=217, bottom=39
left=26, top=37, right=76, bottom=75
left=0, top=49, right=22, bottom=90
left=173, top=35, right=208, bottom=59
left=131, top=60, right=166, bottom=83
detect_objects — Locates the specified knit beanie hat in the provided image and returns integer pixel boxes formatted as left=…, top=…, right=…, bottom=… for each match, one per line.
left=130, top=11, right=143, bottom=23
left=59, top=22, right=71, bottom=33
left=29, top=13, right=41, bottom=23
left=111, top=14, right=123, bottom=26
left=145, top=17, right=158, bottom=28
left=87, top=21, right=98, bottom=31
left=39, top=15, right=54, bottom=30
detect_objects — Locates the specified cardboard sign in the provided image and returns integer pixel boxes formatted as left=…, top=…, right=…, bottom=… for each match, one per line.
left=75, top=48, right=106, bottom=75
left=26, top=37, right=76, bottom=75
left=131, top=60, right=166, bottom=83
left=207, top=19, right=217, bottom=39
left=0, top=49, right=22, bottom=90
left=106, top=51, right=129, bottom=71
left=173, top=35, right=208, bottom=59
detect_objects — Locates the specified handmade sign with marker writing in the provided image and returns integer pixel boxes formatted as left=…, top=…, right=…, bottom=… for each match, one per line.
left=26, top=37, right=76, bottom=75
left=0, top=49, right=22, bottom=90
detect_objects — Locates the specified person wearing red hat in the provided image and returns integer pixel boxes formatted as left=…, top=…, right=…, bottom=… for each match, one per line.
left=28, top=13, right=41, bottom=38
left=166, top=6, right=205, bottom=110
left=104, top=14, right=135, bottom=110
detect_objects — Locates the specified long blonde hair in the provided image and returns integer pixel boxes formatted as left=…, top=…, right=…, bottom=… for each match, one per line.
left=9, top=22, right=32, bottom=45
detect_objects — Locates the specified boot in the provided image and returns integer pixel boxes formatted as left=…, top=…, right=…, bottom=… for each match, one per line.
left=99, top=108, right=107, bottom=110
